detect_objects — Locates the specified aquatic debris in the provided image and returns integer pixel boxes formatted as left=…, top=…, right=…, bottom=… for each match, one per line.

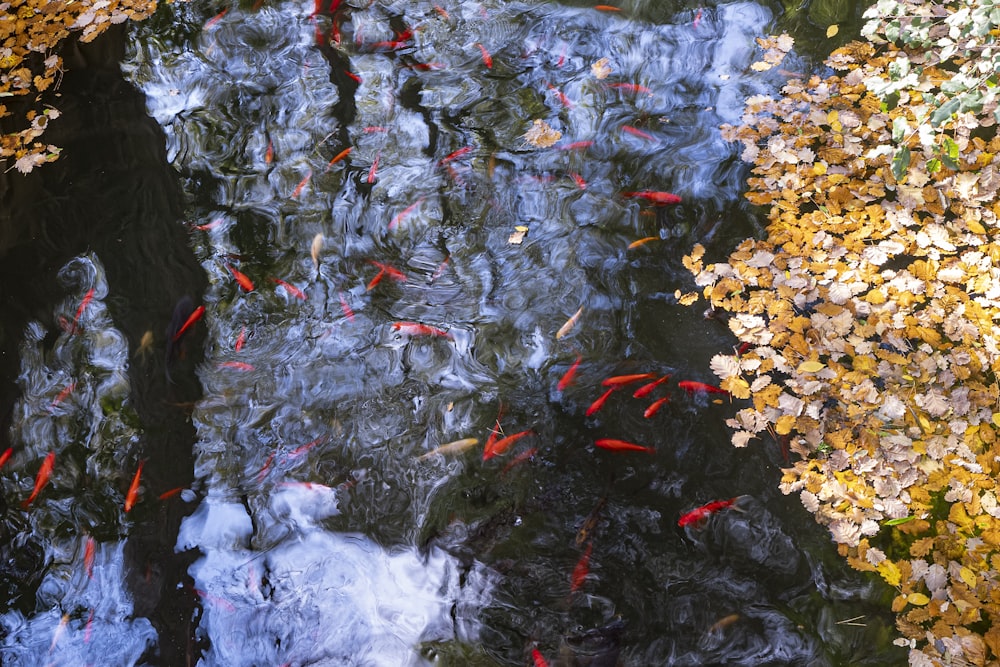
left=591, top=57, right=612, bottom=79
left=524, top=119, right=561, bottom=148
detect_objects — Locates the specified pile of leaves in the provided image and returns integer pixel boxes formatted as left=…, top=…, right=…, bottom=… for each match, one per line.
left=685, top=0, right=1000, bottom=663
left=1, top=0, right=157, bottom=174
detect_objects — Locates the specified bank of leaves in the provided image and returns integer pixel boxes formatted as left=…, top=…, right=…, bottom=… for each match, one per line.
left=686, top=1, right=1000, bottom=664
left=1, top=0, right=157, bottom=174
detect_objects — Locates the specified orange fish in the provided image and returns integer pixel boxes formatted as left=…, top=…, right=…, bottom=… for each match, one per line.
left=0, top=447, right=12, bottom=469
left=570, top=541, right=593, bottom=592
left=606, top=82, right=652, bottom=94
left=271, top=277, right=307, bottom=300
left=439, top=146, right=472, bottom=164
left=678, top=380, right=729, bottom=395
left=369, top=261, right=408, bottom=281
left=84, top=608, right=94, bottom=643
left=344, top=70, right=362, bottom=84
left=124, top=461, right=144, bottom=512
left=338, top=291, right=356, bottom=322
left=546, top=83, right=573, bottom=108
left=392, top=321, right=453, bottom=339
left=586, top=388, right=616, bottom=417
left=50, top=382, right=76, bottom=409
left=602, top=372, right=655, bottom=387
left=433, top=4, right=450, bottom=19
left=226, top=264, right=255, bottom=291
left=594, top=438, right=654, bottom=454
left=291, top=170, right=312, bottom=198
left=70, top=288, right=95, bottom=334
left=366, top=268, right=386, bottom=291
left=326, top=146, right=352, bottom=171
left=622, top=191, right=682, bottom=205
left=431, top=256, right=450, bottom=281
left=628, top=236, right=659, bottom=250
left=555, top=307, right=583, bottom=339
left=172, top=305, right=205, bottom=342
left=594, top=4, right=620, bottom=10
left=388, top=198, right=425, bottom=231
left=367, top=151, right=380, bottom=184
left=622, top=125, right=656, bottom=141
left=693, top=8, right=703, bottom=29
left=193, top=218, right=223, bottom=231
left=204, top=7, right=227, bottom=30
left=22, top=451, right=55, bottom=509
left=633, top=374, right=671, bottom=398
left=235, top=326, right=246, bottom=351
left=84, top=536, right=95, bottom=579
left=644, top=396, right=670, bottom=418
left=218, top=361, right=255, bottom=371
left=158, top=487, right=185, bottom=501
left=531, top=647, right=550, bottom=667
left=476, top=42, right=493, bottom=68
left=569, top=172, right=587, bottom=189
left=557, top=355, right=582, bottom=391
left=678, top=497, right=743, bottom=528
left=501, top=446, right=538, bottom=474
left=265, top=138, right=274, bottom=164
left=482, top=429, right=533, bottom=460
left=556, top=140, right=594, bottom=151
left=289, top=435, right=328, bottom=458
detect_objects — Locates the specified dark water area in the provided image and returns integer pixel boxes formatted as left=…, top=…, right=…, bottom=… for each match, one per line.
left=0, top=0, right=905, bottom=665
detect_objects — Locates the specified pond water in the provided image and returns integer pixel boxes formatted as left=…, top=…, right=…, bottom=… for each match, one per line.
left=0, top=0, right=908, bottom=665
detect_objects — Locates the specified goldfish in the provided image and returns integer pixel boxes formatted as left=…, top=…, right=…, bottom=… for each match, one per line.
left=84, top=536, right=95, bottom=579
left=226, top=264, right=255, bottom=291
left=344, top=70, right=362, bottom=84
left=586, top=388, right=616, bottom=417
left=557, top=355, right=583, bottom=391
left=366, top=268, right=385, bottom=291
left=678, top=380, right=729, bottom=395
left=369, top=261, right=407, bottom=282
left=338, top=291, right=356, bottom=322
left=431, top=256, right=449, bottom=281
left=326, top=146, right=352, bottom=171
left=677, top=497, right=744, bottom=528
left=172, top=305, right=205, bottom=342
left=627, top=236, right=659, bottom=250
left=256, top=452, right=276, bottom=483
left=193, top=218, right=223, bottom=231
left=367, top=151, right=380, bottom=184
left=124, top=461, right=144, bottom=512
left=291, top=170, right=312, bottom=198
left=546, top=83, right=573, bottom=108
left=22, top=450, right=55, bottom=509
left=622, top=125, right=656, bottom=141
left=433, top=4, right=449, bottom=19
left=70, top=288, right=95, bottom=334
left=235, top=326, right=247, bottom=351
left=570, top=541, right=593, bottom=592
left=501, top=446, right=538, bottom=474
left=439, top=146, right=472, bottom=164
left=594, top=4, right=620, bottom=10
left=363, top=125, right=387, bottom=133
left=569, top=172, right=587, bottom=189
left=556, top=307, right=583, bottom=339
left=643, top=396, right=669, bottom=418
left=482, top=429, right=533, bottom=460
left=605, top=82, right=652, bottom=94
left=218, top=361, right=255, bottom=371
left=417, top=437, right=479, bottom=461
left=556, top=140, right=594, bottom=151
left=692, top=8, right=703, bottom=29
left=84, top=608, right=94, bottom=644
left=288, top=435, right=328, bottom=458
left=622, top=191, right=682, bottom=205
left=271, top=277, right=307, bottom=300
left=576, top=496, right=606, bottom=546
left=392, top=321, right=452, bottom=339
left=0, top=447, right=12, bottom=469
left=531, top=647, right=550, bottom=667
left=633, top=374, right=671, bottom=397
left=388, top=198, right=425, bottom=231
left=50, top=382, right=76, bottom=410
left=135, top=330, right=155, bottom=362
left=158, top=487, right=185, bottom=501
left=594, top=438, right=654, bottom=454
left=265, top=138, right=274, bottom=164
left=204, top=7, right=227, bottom=30
left=476, top=43, right=492, bottom=68
left=602, top=372, right=655, bottom=387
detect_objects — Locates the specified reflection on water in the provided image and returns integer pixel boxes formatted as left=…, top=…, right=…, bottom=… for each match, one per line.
left=0, top=0, right=905, bottom=665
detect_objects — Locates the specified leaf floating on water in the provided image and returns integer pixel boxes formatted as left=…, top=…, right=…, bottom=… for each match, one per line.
left=826, top=24, right=839, bottom=38
left=591, top=57, right=612, bottom=80
left=796, top=360, right=825, bottom=373
left=524, top=119, right=561, bottom=148
left=508, top=225, right=528, bottom=245
left=674, top=290, right=699, bottom=306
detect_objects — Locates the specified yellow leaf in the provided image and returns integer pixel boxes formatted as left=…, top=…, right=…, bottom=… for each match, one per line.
left=722, top=376, right=751, bottom=399
left=775, top=414, right=796, bottom=435
left=991, top=413, right=1000, bottom=428
left=960, top=566, right=977, bottom=589
left=907, top=592, right=929, bottom=606
left=812, top=162, right=827, bottom=176
left=826, top=24, right=839, bottom=38
left=878, top=560, right=901, bottom=587
left=796, top=360, right=825, bottom=373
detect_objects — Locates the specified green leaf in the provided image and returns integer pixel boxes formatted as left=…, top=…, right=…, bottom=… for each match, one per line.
left=927, top=157, right=942, bottom=173
left=931, top=97, right=962, bottom=126
left=884, top=515, right=915, bottom=526
left=891, top=145, right=911, bottom=181
left=891, top=116, right=908, bottom=142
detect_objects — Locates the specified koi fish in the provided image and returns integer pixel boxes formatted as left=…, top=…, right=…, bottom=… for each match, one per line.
left=124, top=461, right=144, bottom=512
left=586, top=388, right=616, bottom=417
left=628, top=236, right=659, bottom=250
left=22, top=450, right=55, bottom=509
left=84, top=536, right=95, bottom=579
left=531, top=647, right=550, bottom=667
left=633, top=374, right=671, bottom=398
left=622, top=191, right=682, bottom=205
left=594, top=438, right=655, bottom=454
left=417, top=437, right=479, bottom=461
left=602, top=372, right=655, bottom=387
left=678, top=497, right=744, bottom=528
left=482, top=429, right=533, bottom=460
left=172, top=305, right=205, bottom=342
left=204, top=7, right=227, bottom=30
left=235, top=326, right=246, bottom=351
left=0, top=447, right=12, bottom=469
left=570, top=541, right=593, bottom=592
left=622, top=125, right=656, bottom=141
left=70, top=288, right=95, bottom=334
left=218, top=361, right=255, bottom=371
left=338, top=291, right=356, bottom=322
left=369, top=261, right=408, bottom=282
left=557, top=355, right=582, bottom=391
left=291, top=170, right=312, bottom=198
left=557, top=140, right=594, bottom=151
left=326, top=146, right=352, bottom=171
left=271, top=277, right=307, bottom=300
left=501, top=446, right=538, bottom=474
left=476, top=43, right=493, bottom=68
left=367, top=151, right=380, bottom=184
left=440, top=146, right=472, bottom=165
left=644, top=396, right=670, bottom=418
left=392, top=321, right=453, bottom=338
left=226, top=264, right=255, bottom=291
left=678, top=380, right=729, bottom=395
left=388, top=198, right=424, bottom=230
left=605, top=82, right=652, bottom=94
left=556, top=307, right=583, bottom=339
left=366, top=268, right=385, bottom=291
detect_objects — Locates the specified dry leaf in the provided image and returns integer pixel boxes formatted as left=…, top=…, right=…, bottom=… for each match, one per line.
left=524, top=119, right=561, bottom=148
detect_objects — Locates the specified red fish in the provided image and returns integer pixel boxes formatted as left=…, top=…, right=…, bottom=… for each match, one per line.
left=388, top=198, right=425, bottom=231
left=622, top=191, right=682, bottom=205
left=482, top=429, right=533, bottom=461
left=193, top=218, right=223, bottom=231
left=431, top=257, right=450, bottom=281
left=476, top=43, right=493, bottom=68
left=678, top=380, right=729, bottom=395
left=622, top=125, right=656, bottom=141
left=546, top=83, right=573, bottom=108
left=172, top=305, right=205, bottom=342
left=594, top=4, right=620, bottom=10
left=433, top=4, right=449, bottom=19
left=0, top=447, right=12, bottom=469
left=265, top=138, right=274, bottom=164
left=602, top=372, right=655, bottom=387
left=218, top=361, right=255, bottom=371
left=50, top=382, right=76, bottom=409
left=71, top=288, right=95, bottom=334
left=124, top=461, right=144, bottom=512
left=594, top=438, right=655, bottom=454
left=326, top=146, right=352, bottom=171
left=338, top=291, right=356, bottom=322
left=644, top=396, right=669, bottom=418
left=235, top=326, right=246, bottom=352
left=633, top=374, right=671, bottom=398
left=271, top=277, right=307, bottom=300
left=586, top=388, right=615, bottom=417
left=204, top=7, right=227, bottom=30
left=256, top=452, right=275, bottom=483
left=291, top=170, right=312, bottom=198
left=606, top=82, right=652, bottom=94
left=531, top=647, right=550, bottom=667
left=22, top=451, right=55, bottom=509
left=289, top=436, right=327, bottom=459
left=440, top=146, right=472, bottom=164
left=678, top=497, right=742, bottom=528
left=392, top=321, right=452, bottom=339
left=369, top=261, right=408, bottom=282
left=557, top=355, right=582, bottom=391
left=569, top=172, right=587, bottom=189
left=367, top=151, right=380, bottom=184
left=344, top=70, right=362, bottom=84
left=158, top=487, right=185, bottom=501
left=693, top=8, right=703, bottom=29
left=556, top=42, right=567, bottom=68
left=501, top=447, right=538, bottom=475
left=570, top=541, right=593, bottom=592
left=226, top=264, right=255, bottom=291
left=556, top=140, right=594, bottom=151
left=628, top=236, right=659, bottom=250
left=366, top=268, right=386, bottom=291
left=84, top=536, right=95, bottom=579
